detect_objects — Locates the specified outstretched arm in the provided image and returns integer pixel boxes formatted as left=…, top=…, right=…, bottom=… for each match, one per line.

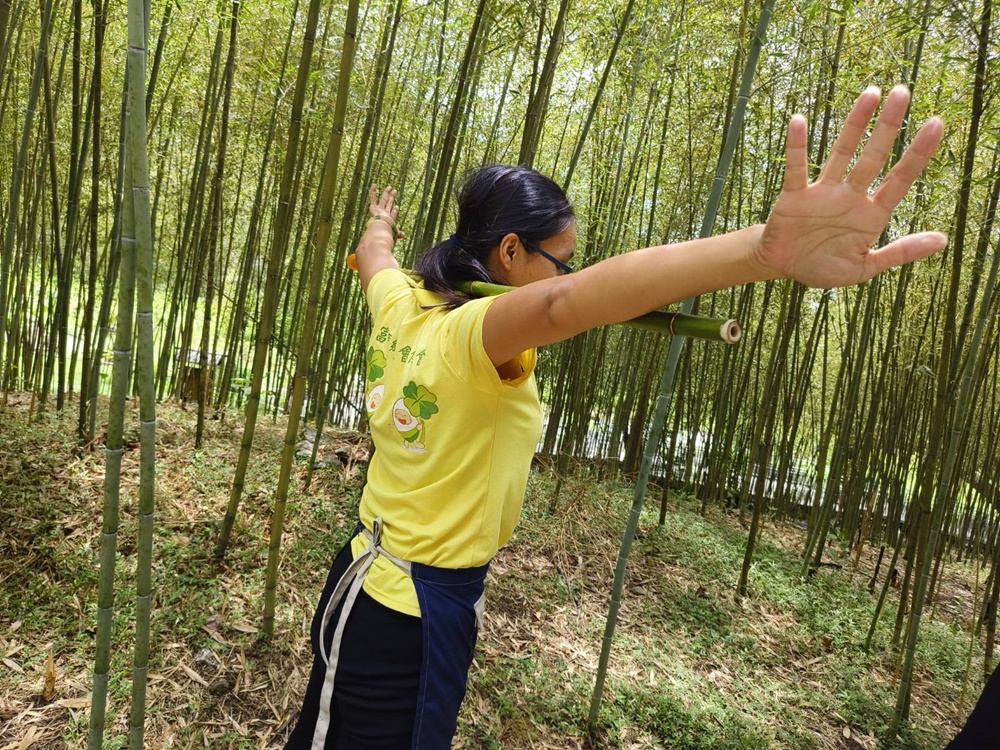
left=482, top=85, right=947, bottom=368
left=355, top=184, right=401, bottom=292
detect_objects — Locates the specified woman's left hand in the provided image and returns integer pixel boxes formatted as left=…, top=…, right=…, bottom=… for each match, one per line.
left=369, top=184, right=405, bottom=239
left=754, top=85, right=947, bottom=289
left=352, top=185, right=404, bottom=286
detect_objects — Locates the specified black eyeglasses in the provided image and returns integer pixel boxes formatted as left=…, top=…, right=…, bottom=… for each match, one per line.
left=520, top=237, right=575, bottom=275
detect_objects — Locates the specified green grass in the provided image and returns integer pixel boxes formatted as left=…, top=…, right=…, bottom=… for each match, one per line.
left=454, top=470, right=981, bottom=748
left=0, top=400, right=986, bottom=748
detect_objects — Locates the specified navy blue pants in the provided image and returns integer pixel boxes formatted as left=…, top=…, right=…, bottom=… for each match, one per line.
left=284, top=534, right=486, bottom=749
left=284, top=541, right=423, bottom=749
left=945, top=666, right=1000, bottom=749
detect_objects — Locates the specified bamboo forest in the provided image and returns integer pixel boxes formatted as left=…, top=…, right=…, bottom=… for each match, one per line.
left=0, top=0, right=998, bottom=746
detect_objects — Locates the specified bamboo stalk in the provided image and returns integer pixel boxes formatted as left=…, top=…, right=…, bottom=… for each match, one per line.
left=77, top=0, right=105, bottom=442
left=416, top=0, right=489, bottom=250
left=261, top=0, right=361, bottom=635
left=891, top=0, right=993, bottom=729
left=562, top=0, right=637, bottom=189
left=215, top=0, right=325, bottom=560
left=305, top=0, right=403, bottom=487
left=587, top=0, right=776, bottom=729
left=518, top=0, right=571, bottom=168
left=125, top=0, right=158, bottom=742
left=215, top=0, right=299, bottom=411
left=0, top=0, right=57, bottom=388
left=457, top=280, right=741, bottom=344
left=89, top=75, right=137, bottom=750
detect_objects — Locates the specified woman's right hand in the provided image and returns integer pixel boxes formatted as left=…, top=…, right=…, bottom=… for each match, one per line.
left=753, top=85, right=947, bottom=289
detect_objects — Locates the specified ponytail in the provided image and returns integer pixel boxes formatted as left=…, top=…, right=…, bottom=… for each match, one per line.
left=414, top=165, right=575, bottom=307
left=416, top=237, right=493, bottom=308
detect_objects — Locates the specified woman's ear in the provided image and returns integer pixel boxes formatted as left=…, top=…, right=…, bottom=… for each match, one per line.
left=496, top=233, right=521, bottom=272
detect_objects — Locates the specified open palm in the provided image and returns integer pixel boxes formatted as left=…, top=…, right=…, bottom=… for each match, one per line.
left=757, top=85, right=947, bottom=289
left=369, top=183, right=403, bottom=237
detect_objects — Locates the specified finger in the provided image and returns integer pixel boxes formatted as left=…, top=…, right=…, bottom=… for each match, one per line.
left=370, top=184, right=380, bottom=209
left=846, top=85, right=910, bottom=190
left=873, top=116, right=944, bottom=212
left=865, top=231, right=948, bottom=278
left=818, top=86, right=881, bottom=184
left=381, top=186, right=395, bottom=209
left=782, top=114, right=809, bottom=191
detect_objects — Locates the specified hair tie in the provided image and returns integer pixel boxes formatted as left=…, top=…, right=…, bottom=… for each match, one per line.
left=449, top=234, right=463, bottom=251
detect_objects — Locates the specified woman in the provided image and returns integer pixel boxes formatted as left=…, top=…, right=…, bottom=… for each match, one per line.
left=945, top=666, right=1000, bottom=748
left=285, top=85, right=946, bottom=749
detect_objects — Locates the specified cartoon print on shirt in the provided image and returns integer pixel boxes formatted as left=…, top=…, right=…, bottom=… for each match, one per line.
left=392, top=400, right=426, bottom=452
left=365, top=384, right=385, bottom=413
left=391, top=381, right=439, bottom=453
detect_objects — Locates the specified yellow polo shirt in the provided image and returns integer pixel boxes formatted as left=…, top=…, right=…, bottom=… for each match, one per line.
left=352, top=269, right=542, bottom=616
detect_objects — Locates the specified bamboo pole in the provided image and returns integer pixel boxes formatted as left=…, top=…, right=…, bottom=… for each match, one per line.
left=88, top=78, right=136, bottom=750
left=518, top=0, right=571, bottom=168
left=587, top=0, right=775, bottom=729
left=38, top=44, right=64, bottom=413
left=197, top=0, right=239, bottom=447
left=304, top=0, right=403, bottom=487
left=891, top=0, right=992, bottom=729
left=87, top=83, right=128, bottom=441
left=0, top=0, right=57, bottom=390
left=562, top=0, right=637, bottom=189
left=456, top=280, right=740, bottom=343
left=216, top=0, right=324, bottom=560
left=261, top=0, right=361, bottom=636
left=0, top=0, right=10, bottom=79
left=406, top=0, right=449, bottom=263
left=77, top=0, right=105, bottom=442
left=0, top=0, right=25, bottom=138
left=215, top=0, right=300, bottom=411
left=736, top=280, right=796, bottom=598
left=125, top=0, right=157, bottom=742
left=417, top=0, right=490, bottom=250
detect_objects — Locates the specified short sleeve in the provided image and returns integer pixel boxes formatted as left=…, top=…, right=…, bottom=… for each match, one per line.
left=365, top=268, right=411, bottom=315
left=440, top=296, right=537, bottom=391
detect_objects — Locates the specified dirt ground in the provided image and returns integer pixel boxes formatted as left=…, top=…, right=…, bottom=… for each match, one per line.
left=0, top=394, right=980, bottom=749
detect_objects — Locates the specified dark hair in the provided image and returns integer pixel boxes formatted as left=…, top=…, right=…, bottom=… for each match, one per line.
left=415, top=165, right=575, bottom=307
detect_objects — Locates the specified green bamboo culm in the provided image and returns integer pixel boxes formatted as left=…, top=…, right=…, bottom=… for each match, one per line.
left=416, top=0, right=490, bottom=250
left=587, top=0, right=776, bottom=731
left=0, top=0, right=12, bottom=81
left=890, top=0, right=992, bottom=730
left=890, top=221, right=995, bottom=730
left=215, top=0, right=324, bottom=561
left=561, top=0, right=636, bottom=189
left=78, top=0, right=107, bottom=443
left=889, top=0, right=993, bottom=735
left=305, top=0, right=404, bottom=489
left=261, top=0, right=361, bottom=636
left=517, top=0, right=571, bottom=168
left=0, top=0, right=56, bottom=388
left=125, top=0, right=157, bottom=743
left=88, top=83, right=138, bottom=750
left=456, top=281, right=741, bottom=344
left=197, top=0, right=240, bottom=448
